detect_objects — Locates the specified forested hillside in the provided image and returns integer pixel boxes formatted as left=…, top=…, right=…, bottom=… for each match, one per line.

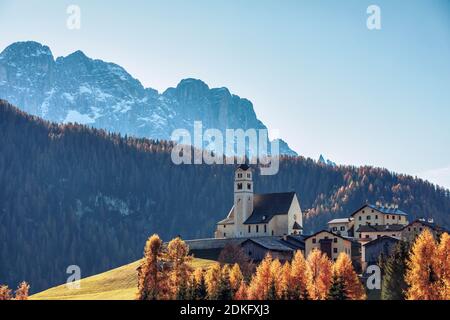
left=1, top=100, right=449, bottom=292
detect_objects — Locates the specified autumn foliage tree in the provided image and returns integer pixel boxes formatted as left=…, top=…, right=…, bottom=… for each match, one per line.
left=0, top=285, right=12, bottom=300
left=190, top=268, right=207, bottom=300
left=247, top=254, right=274, bottom=300
left=166, top=237, right=193, bottom=299
left=14, top=282, right=30, bottom=300
left=333, top=253, right=366, bottom=300
left=406, top=230, right=449, bottom=300
left=205, top=263, right=222, bottom=300
left=137, top=234, right=169, bottom=300
left=290, top=251, right=309, bottom=299
left=435, top=232, right=449, bottom=300
left=229, top=264, right=244, bottom=298
left=306, top=249, right=333, bottom=300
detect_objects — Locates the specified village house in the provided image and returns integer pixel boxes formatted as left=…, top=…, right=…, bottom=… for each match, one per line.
left=357, top=224, right=405, bottom=243
left=351, top=203, right=409, bottom=240
left=361, top=236, right=400, bottom=270
left=304, top=230, right=356, bottom=263
left=328, top=218, right=354, bottom=237
left=401, top=218, right=447, bottom=242
left=215, top=165, right=303, bottom=239
left=241, top=235, right=306, bottom=262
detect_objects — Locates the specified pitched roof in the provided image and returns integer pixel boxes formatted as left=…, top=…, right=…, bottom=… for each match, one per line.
left=356, top=224, right=405, bottom=233
left=242, top=237, right=294, bottom=252
left=244, top=192, right=296, bottom=225
left=217, top=206, right=235, bottom=225
left=328, top=218, right=352, bottom=224
left=304, top=230, right=353, bottom=243
left=237, top=164, right=250, bottom=171
left=350, top=204, right=408, bottom=217
left=362, top=236, right=400, bottom=247
left=292, top=221, right=303, bottom=230
left=405, top=219, right=447, bottom=232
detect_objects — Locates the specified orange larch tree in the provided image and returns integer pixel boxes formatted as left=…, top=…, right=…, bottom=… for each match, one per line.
left=405, top=229, right=440, bottom=300
left=248, top=254, right=273, bottom=300
left=14, top=282, right=30, bottom=301
left=136, top=234, right=169, bottom=300
left=166, top=237, right=193, bottom=299
left=290, top=250, right=309, bottom=300
left=435, top=232, right=450, bottom=300
left=306, top=249, right=333, bottom=300
left=205, top=263, right=222, bottom=300
left=229, top=263, right=244, bottom=297
left=333, top=253, right=366, bottom=300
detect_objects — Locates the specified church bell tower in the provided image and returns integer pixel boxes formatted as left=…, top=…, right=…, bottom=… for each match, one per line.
left=233, top=164, right=254, bottom=236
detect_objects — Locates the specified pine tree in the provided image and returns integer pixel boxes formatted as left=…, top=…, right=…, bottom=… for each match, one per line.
left=405, top=229, right=440, bottom=300
left=381, top=241, right=409, bottom=300
left=328, top=275, right=347, bottom=300
left=334, top=253, right=366, bottom=300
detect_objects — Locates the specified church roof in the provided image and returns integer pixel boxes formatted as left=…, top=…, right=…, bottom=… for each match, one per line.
left=237, top=164, right=250, bottom=171
left=244, top=192, right=296, bottom=225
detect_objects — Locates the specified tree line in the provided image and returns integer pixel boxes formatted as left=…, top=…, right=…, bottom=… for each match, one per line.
left=137, top=231, right=449, bottom=300
left=137, top=234, right=366, bottom=300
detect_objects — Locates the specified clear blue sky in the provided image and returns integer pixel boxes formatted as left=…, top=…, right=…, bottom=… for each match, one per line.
left=1, top=0, right=449, bottom=188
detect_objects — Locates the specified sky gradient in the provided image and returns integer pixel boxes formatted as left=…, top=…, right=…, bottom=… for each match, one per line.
left=1, top=0, right=449, bottom=188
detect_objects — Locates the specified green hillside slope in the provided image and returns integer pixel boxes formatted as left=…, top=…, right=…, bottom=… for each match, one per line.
left=31, top=258, right=215, bottom=300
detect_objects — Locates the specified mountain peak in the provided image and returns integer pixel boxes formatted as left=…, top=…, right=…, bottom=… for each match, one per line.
left=175, top=78, right=210, bottom=102
left=1, top=41, right=53, bottom=60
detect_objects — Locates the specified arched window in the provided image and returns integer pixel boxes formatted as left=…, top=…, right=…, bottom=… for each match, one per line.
left=237, top=183, right=243, bottom=190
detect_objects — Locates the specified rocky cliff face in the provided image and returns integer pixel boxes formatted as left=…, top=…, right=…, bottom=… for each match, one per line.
left=0, top=41, right=297, bottom=156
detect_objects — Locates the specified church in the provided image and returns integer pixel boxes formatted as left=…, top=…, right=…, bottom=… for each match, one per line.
left=214, top=164, right=303, bottom=239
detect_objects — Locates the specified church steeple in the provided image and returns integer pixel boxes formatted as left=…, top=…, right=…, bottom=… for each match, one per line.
left=233, top=165, right=254, bottom=236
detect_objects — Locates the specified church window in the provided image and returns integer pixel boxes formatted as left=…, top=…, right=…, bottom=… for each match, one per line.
left=247, top=183, right=251, bottom=190
left=359, top=216, right=362, bottom=221
left=256, top=225, right=259, bottom=233
left=237, top=183, right=243, bottom=190
left=238, top=173, right=242, bottom=178
left=264, top=225, right=267, bottom=233
left=224, top=233, right=226, bottom=237
left=272, top=230, right=274, bottom=236
left=248, top=225, right=251, bottom=233
left=247, top=173, right=250, bottom=178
